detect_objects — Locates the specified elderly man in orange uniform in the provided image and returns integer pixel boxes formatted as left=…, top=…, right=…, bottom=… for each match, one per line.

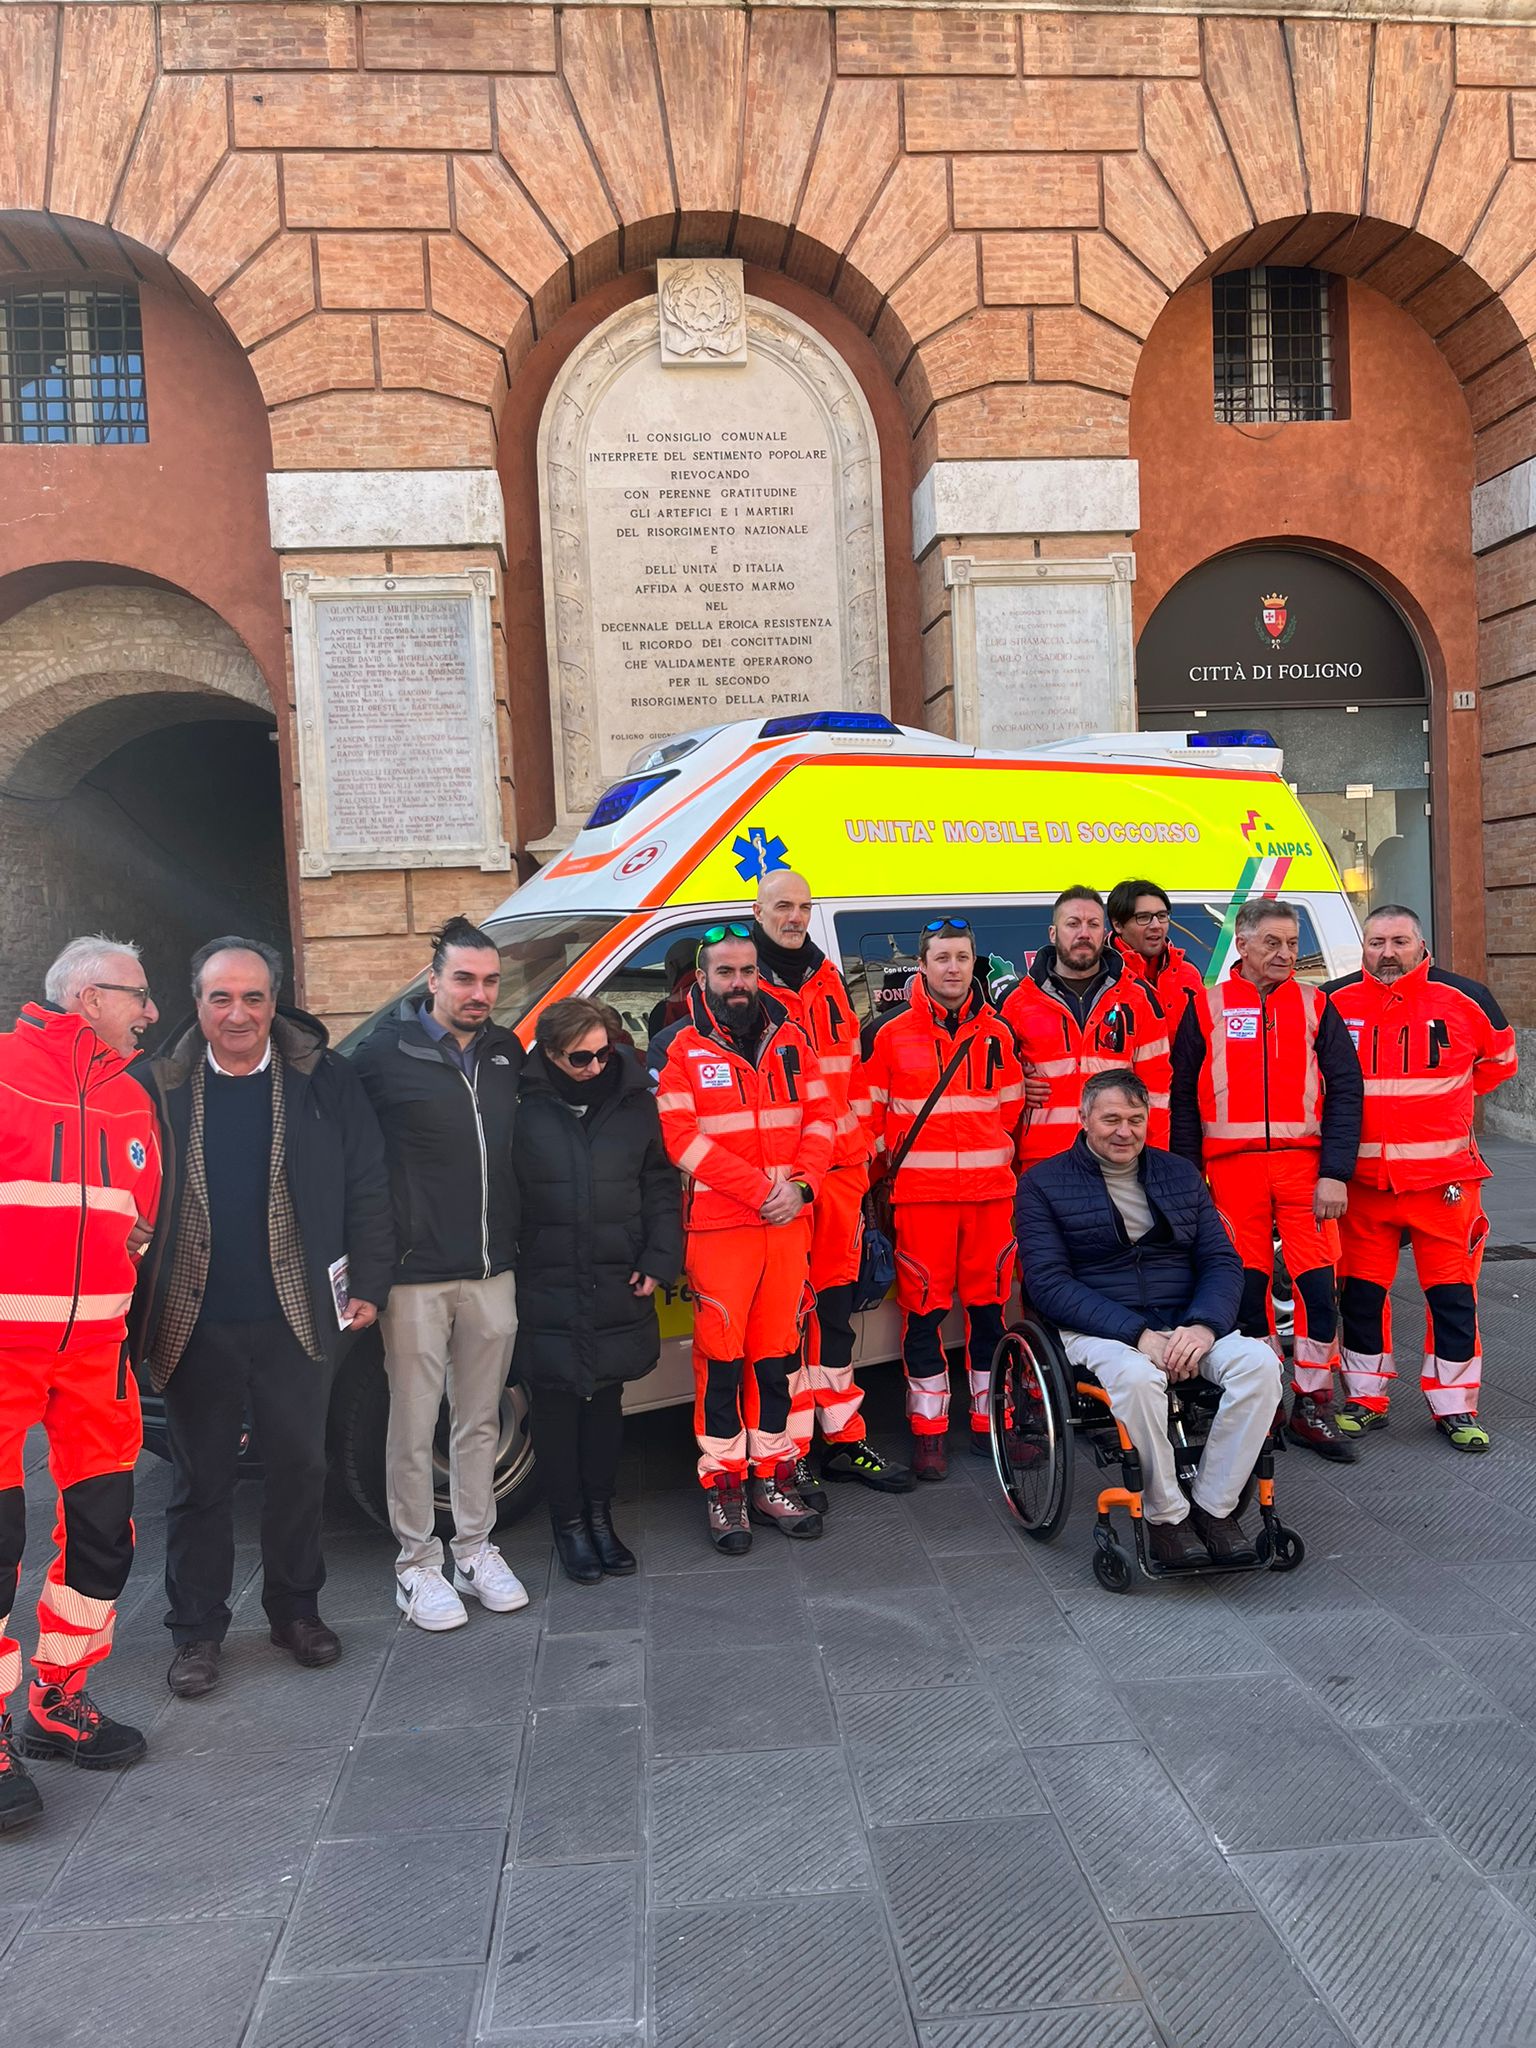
left=1326, top=905, right=1518, bottom=1453
left=862, top=918, right=1024, bottom=1481
left=1171, top=898, right=1363, bottom=1462
left=750, top=871, right=911, bottom=1501
left=655, top=925, right=837, bottom=1555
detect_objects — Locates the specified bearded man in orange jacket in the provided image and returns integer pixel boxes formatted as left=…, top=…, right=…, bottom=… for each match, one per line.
left=655, top=925, right=837, bottom=1555
left=1326, top=904, right=1518, bottom=1453
left=0, top=937, right=162, bottom=1834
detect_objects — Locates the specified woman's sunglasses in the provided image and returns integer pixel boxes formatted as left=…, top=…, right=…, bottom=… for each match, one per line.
left=562, top=1043, right=613, bottom=1070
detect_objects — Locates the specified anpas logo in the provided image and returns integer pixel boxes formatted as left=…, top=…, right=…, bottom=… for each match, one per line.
left=1255, top=591, right=1296, bottom=648
left=1239, top=809, right=1313, bottom=859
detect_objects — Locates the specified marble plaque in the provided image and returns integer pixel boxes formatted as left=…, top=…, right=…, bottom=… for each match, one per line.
left=284, top=570, right=510, bottom=877
left=946, top=556, right=1136, bottom=750
left=538, top=283, right=888, bottom=839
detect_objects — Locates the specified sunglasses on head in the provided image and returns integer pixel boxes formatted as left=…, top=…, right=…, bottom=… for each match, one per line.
left=923, top=918, right=973, bottom=936
left=563, top=1043, right=612, bottom=1070
left=697, top=921, right=752, bottom=962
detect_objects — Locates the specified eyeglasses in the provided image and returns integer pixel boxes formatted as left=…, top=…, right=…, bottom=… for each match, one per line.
left=1125, top=910, right=1171, bottom=927
left=563, top=1043, right=613, bottom=1070
left=89, top=983, right=153, bottom=1006
left=923, top=919, right=973, bottom=936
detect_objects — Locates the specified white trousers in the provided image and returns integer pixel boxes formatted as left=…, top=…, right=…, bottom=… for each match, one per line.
left=1058, top=1330, right=1282, bottom=1525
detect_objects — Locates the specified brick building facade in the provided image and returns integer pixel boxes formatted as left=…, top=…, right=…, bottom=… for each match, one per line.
left=0, top=2, right=1533, bottom=1124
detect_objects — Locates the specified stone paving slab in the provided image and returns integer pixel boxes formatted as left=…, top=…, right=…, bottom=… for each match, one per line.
left=2, top=1207, right=1535, bottom=2045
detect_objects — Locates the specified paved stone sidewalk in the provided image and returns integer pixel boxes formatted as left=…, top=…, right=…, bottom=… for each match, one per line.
left=3, top=1139, right=1535, bottom=2047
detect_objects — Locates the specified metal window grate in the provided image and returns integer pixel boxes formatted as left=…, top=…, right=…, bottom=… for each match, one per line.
left=1213, top=267, right=1333, bottom=424
left=0, top=288, right=148, bottom=444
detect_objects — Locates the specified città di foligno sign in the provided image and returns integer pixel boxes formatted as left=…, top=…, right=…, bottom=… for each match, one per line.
left=1138, top=547, right=1427, bottom=711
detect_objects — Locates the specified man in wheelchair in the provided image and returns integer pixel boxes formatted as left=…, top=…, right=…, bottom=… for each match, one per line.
left=1014, top=1069, right=1283, bottom=1568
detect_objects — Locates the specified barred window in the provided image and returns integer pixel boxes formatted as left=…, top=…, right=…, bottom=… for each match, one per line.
left=0, top=288, right=148, bottom=444
left=1213, top=267, right=1333, bottom=424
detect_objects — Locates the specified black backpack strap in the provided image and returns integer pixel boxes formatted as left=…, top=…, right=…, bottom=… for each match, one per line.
left=886, top=1035, right=971, bottom=1180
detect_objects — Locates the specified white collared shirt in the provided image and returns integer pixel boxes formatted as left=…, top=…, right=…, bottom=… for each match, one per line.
left=206, top=1039, right=274, bottom=1078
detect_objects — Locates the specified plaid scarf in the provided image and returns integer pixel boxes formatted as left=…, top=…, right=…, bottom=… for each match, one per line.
left=151, top=1052, right=321, bottom=1389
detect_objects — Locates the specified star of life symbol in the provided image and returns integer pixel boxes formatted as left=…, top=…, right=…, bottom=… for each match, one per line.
left=128, top=1138, right=147, bottom=1169
left=732, top=825, right=790, bottom=882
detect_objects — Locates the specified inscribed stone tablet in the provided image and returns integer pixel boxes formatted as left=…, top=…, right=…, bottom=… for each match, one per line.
left=974, top=581, right=1118, bottom=749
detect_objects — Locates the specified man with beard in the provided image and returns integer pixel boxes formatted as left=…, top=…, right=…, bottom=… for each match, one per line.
left=654, top=927, right=837, bottom=1553
left=354, top=918, right=528, bottom=1631
left=1325, top=905, right=1517, bottom=1452
left=1003, top=887, right=1172, bottom=1169
left=750, top=871, right=911, bottom=1499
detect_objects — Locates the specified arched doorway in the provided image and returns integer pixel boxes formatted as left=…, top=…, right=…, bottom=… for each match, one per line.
left=1138, top=545, right=1434, bottom=938
left=0, top=576, right=289, bottom=1024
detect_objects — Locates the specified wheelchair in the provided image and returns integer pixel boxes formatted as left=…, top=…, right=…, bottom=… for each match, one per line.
left=987, top=1310, right=1306, bottom=1592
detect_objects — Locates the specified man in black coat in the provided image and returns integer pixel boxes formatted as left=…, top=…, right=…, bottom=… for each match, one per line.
left=1016, top=1070, right=1281, bottom=1568
left=131, top=938, right=392, bottom=1697
left=353, top=918, right=528, bottom=1633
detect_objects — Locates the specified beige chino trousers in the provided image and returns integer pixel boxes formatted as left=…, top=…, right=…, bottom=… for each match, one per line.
left=380, top=1272, right=517, bottom=1574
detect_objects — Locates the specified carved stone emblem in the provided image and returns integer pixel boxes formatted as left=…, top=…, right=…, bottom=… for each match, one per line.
left=656, top=257, right=747, bottom=365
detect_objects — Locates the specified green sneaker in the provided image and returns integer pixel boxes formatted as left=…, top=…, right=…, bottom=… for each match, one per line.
left=1436, top=1413, right=1490, bottom=1453
left=820, top=1442, right=915, bottom=1494
left=1337, top=1402, right=1389, bottom=1437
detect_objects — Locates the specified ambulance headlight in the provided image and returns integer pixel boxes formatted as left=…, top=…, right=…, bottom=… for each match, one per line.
left=1186, top=728, right=1277, bottom=749
left=759, top=711, right=900, bottom=738
left=583, top=770, right=679, bottom=830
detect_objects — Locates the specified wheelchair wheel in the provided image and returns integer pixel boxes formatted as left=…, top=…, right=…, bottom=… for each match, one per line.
left=1256, top=1524, right=1306, bottom=1573
left=989, top=1317, right=1074, bottom=1541
left=1092, top=1533, right=1136, bottom=1593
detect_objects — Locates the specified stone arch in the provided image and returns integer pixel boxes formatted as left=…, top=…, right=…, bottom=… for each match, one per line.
left=0, top=584, right=273, bottom=796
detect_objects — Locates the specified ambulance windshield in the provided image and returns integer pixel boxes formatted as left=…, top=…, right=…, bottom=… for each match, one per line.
left=334, top=911, right=621, bottom=1054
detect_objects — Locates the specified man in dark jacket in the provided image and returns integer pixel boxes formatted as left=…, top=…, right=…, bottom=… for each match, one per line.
left=1016, top=1069, right=1281, bottom=1567
left=133, top=938, right=392, bottom=1697
left=353, top=918, right=527, bottom=1633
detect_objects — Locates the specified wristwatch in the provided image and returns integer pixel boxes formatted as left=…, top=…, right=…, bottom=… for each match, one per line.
left=793, top=1180, right=814, bottom=1205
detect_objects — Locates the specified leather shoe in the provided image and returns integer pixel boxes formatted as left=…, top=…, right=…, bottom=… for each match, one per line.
left=1190, top=1503, right=1257, bottom=1566
left=1147, top=1518, right=1209, bottom=1569
left=167, top=1641, right=221, bottom=1698
left=270, top=1617, right=341, bottom=1668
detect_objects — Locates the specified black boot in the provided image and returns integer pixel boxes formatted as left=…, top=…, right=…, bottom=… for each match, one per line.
left=586, top=1500, right=637, bottom=1576
left=551, top=1514, right=603, bottom=1585
left=0, top=1715, right=43, bottom=1832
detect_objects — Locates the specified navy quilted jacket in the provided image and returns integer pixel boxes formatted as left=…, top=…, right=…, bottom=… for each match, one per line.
left=1015, top=1134, right=1242, bottom=1348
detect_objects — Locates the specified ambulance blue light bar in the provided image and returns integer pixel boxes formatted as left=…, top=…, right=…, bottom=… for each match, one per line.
left=583, top=770, right=679, bottom=830
left=759, top=711, right=901, bottom=739
left=1185, top=728, right=1278, bottom=749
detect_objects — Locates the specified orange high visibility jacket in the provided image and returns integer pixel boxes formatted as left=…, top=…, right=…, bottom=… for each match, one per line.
left=0, top=1004, right=162, bottom=1352
left=1170, top=969, right=1362, bottom=1184
left=655, top=985, right=836, bottom=1232
left=1112, top=935, right=1206, bottom=1029
left=754, top=937, right=872, bottom=1172
left=1324, top=957, right=1518, bottom=1193
left=1002, top=947, right=1172, bottom=1167
left=861, top=978, right=1024, bottom=1205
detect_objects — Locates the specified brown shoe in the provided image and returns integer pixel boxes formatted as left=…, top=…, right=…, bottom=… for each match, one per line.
left=167, top=1641, right=221, bottom=1698
left=1189, top=1503, right=1257, bottom=1566
left=1147, top=1518, right=1209, bottom=1569
left=270, top=1617, right=341, bottom=1668
left=911, top=1435, right=948, bottom=1483
left=747, top=1463, right=823, bottom=1540
left=1286, top=1393, right=1358, bottom=1464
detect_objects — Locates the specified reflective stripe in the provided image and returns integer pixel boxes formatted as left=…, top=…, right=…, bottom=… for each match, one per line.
left=1357, top=1136, right=1466, bottom=1160
left=655, top=1092, right=692, bottom=1112
left=1292, top=1334, right=1338, bottom=1366
left=1298, top=983, right=1324, bottom=1138
left=35, top=1623, right=113, bottom=1666
left=998, top=1083, right=1023, bottom=1102
left=759, top=1107, right=804, bottom=1128
left=42, top=1583, right=114, bottom=1630
left=0, top=1181, right=138, bottom=1216
left=0, top=1645, right=20, bottom=1699
left=900, top=1145, right=1014, bottom=1170
left=806, top=1078, right=831, bottom=1099
left=818, top=1054, right=853, bottom=1075
left=1135, top=1035, right=1170, bottom=1061
left=1031, top=1058, right=1077, bottom=1079
left=0, top=1292, right=132, bottom=1321
left=695, top=1111, right=759, bottom=1135
left=1205, top=1118, right=1318, bottom=1142
left=678, top=1138, right=713, bottom=1174
left=1362, top=1075, right=1459, bottom=1099
left=889, top=1093, right=1008, bottom=1115
left=867, top=1085, right=889, bottom=1104
left=1029, top=1106, right=1082, bottom=1125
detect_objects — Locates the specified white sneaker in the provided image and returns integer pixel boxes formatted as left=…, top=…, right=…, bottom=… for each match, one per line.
left=395, top=1565, right=469, bottom=1632
left=453, top=1543, right=530, bottom=1613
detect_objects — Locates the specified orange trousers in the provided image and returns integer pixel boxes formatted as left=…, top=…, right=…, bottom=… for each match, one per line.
left=892, top=1198, right=1015, bottom=1437
left=0, top=1340, right=140, bottom=1711
left=1339, top=1181, right=1490, bottom=1418
left=789, top=1162, right=869, bottom=1453
left=687, top=1217, right=812, bottom=1484
left=1207, top=1150, right=1340, bottom=1398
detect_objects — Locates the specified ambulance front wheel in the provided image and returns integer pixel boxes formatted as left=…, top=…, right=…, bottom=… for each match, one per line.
left=331, top=1329, right=542, bottom=1533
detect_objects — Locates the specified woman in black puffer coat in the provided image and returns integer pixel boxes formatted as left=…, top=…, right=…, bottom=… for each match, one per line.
left=514, top=997, right=682, bottom=1583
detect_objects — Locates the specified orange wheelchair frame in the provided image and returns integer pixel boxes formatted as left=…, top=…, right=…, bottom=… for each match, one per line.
left=988, top=1309, right=1306, bottom=1591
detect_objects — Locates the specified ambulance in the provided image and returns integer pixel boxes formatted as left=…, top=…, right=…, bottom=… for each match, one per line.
left=330, top=710, right=1361, bottom=1528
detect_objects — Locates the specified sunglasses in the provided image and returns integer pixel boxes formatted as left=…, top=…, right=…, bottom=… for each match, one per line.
left=697, top=921, right=752, bottom=963
left=562, top=1043, right=613, bottom=1070
left=923, top=918, right=973, bottom=936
